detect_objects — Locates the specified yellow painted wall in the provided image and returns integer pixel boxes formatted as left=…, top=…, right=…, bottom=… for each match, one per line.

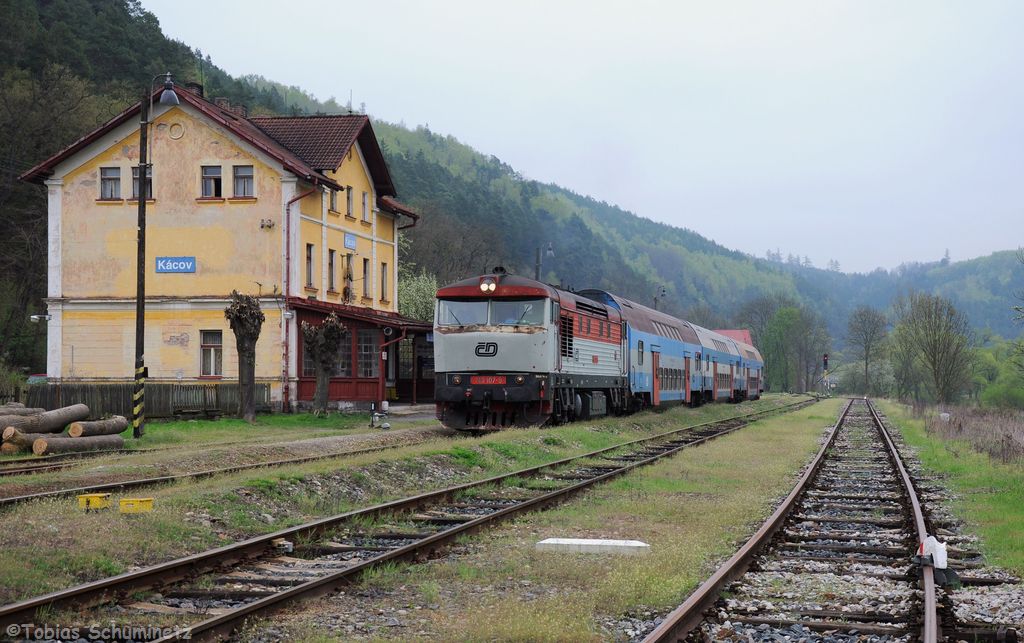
left=61, top=307, right=282, bottom=383
left=60, top=106, right=283, bottom=298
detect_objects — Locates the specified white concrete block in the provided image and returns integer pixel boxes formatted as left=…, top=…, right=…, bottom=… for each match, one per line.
left=535, top=538, right=651, bottom=555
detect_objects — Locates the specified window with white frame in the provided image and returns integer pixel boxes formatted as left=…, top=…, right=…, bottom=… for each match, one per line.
left=361, top=191, right=369, bottom=221
left=200, top=330, right=223, bottom=376
left=380, top=262, right=388, bottom=300
left=131, top=166, right=152, bottom=200
left=357, top=329, right=379, bottom=378
left=201, top=166, right=222, bottom=197
left=233, top=165, right=254, bottom=197
left=100, top=167, right=120, bottom=199
left=346, top=186, right=353, bottom=216
left=328, top=249, right=336, bottom=291
left=305, top=243, right=314, bottom=288
left=329, top=189, right=338, bottom=212
left=362, top=258, right=370, bottom=297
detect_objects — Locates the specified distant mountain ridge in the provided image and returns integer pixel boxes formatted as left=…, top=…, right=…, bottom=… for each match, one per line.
left=2, top=0, right=1020, bottom=368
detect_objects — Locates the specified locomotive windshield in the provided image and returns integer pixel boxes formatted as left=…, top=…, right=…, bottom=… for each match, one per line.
left=437, top=298, right=546, bottom=327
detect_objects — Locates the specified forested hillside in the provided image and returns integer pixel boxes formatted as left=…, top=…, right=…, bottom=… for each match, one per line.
left=1, top=0, right=1021, bottom=379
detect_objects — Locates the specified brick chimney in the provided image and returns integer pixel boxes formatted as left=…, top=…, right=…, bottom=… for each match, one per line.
left=185, top=82, right=204, bottom=98
left=213, top=97, right=230, bottom=110
left=231, top=104, right=248, bottom=118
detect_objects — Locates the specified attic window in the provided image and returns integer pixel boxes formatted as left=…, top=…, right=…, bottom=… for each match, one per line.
left=201, top=166, right=222, bottom=197
left=100, top=167, right=120, bottom=199
left=233, top=165, right=254, bottom=197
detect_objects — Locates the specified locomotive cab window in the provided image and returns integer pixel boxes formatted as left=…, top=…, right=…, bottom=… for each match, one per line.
left=492, top=299, right=545, bottom=326
left=437, top=300, right=488, bottom=326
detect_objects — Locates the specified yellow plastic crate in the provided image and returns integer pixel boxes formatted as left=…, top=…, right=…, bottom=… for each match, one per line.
left=77, top=493, right=112, bottom=511
left=118, top=498, right=154, bottom=514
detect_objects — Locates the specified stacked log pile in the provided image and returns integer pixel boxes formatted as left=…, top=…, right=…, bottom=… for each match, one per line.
left=0, top=403, right=127, bottom=455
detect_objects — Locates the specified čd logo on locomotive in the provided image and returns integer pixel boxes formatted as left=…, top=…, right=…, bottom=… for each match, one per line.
left=475, top=342, right=499, bottom=357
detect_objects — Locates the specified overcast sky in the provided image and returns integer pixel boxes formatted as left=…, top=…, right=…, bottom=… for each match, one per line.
left=143, top=0, right=1023, bottom=273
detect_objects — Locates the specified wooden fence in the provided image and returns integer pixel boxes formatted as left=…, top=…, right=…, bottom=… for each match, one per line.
left=25, top=383, right=272, bottom=419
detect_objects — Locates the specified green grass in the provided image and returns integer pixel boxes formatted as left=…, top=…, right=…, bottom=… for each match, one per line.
left=127, top=412, right=374, bottom=448
left=879, top=401, right=1024, bottom=574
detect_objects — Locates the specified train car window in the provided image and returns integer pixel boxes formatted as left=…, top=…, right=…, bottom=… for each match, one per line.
left=437, top=299, right=488, bottom=326
left=493, top=298, right=545, bottom=326
left=586, top=318, right=591, bottom=335
left=638, top=340, right=644, bottom=364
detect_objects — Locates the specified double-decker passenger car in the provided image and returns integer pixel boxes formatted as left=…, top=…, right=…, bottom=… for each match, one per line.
left=433, top=268, right=763, bottom=431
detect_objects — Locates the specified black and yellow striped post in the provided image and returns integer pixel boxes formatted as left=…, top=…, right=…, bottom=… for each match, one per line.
left=132, top=363, right=147, bottom=437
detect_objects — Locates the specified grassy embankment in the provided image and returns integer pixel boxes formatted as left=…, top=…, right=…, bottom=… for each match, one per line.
left=878, top=401, right=1024, bottom=575
left=0, top=395, right=807, bottom=605
left=272, top=397, right=842, bottom=642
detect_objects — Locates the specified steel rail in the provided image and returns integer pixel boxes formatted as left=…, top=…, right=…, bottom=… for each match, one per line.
left=642, top=398, right=939, bottom=643
left=0, top=398, right=815, bottom=631
left=868, top=399, right=939, bottom=643
left=0, top=430, right=454, bottom=508
left=641, top=399, right=853, bottom=643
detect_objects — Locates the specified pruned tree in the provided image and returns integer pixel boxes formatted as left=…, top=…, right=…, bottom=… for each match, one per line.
left=225, top=290, right=265, bottom=422
left=846, top=305, right=888, bottom=396
left=301, top=312, right=347, bottom=415
left=893, top=292, right=973, bottom=404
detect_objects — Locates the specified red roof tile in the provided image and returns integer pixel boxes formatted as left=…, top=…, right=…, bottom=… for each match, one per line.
left=378, top=195, right=419, bottom=226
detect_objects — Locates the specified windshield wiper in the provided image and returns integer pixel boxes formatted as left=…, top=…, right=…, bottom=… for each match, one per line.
left=449, top=310, right=463, bottom=326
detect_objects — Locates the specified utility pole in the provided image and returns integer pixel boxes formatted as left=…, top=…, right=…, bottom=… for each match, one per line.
left=132, top=94, right=149, bottom=438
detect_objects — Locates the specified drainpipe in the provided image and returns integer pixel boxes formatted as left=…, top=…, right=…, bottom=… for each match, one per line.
left=282, top=185, right=318, bottom=412
left=377, top=327, right=408, bottom=412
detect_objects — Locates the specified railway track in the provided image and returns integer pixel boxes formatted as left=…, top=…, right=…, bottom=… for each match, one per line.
left=643, top=398, right=971, bottom=643
left=0, top=428, right=455, bottom=508
left=0, top=398, right=816, bottom=641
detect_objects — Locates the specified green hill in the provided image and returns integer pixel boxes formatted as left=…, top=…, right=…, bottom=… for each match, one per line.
left=2, top=0, right=1021, bottom=373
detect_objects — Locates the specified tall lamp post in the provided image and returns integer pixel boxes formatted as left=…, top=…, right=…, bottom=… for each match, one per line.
left=133, top=73, right=179, bottom=438
left=534, top=242, right=554, bottom=281
left=653, top=285, right=667, bottom=311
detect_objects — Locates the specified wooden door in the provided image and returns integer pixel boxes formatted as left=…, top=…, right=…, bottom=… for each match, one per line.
left=684, top=357, right=691, bottom=404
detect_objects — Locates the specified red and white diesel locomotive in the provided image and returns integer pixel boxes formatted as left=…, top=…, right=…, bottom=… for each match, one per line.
left=433, top=268, right=764, bottom=431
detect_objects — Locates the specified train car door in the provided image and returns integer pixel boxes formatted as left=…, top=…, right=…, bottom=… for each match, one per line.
left=651, top=350, right=661, bottom=406
left=684, top=355, right=691, bottom=404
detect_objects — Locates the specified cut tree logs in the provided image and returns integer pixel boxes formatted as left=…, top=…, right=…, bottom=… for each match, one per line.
left=1, top=402, right=25, bottom=408
left=0, top=443, right=19, bottom=455
left=1, top=429, right=52, bottom=451
left=0, top=407, right=46, bottom=416
left=67, top=416, right=128, bottom=438
left=32, top=435, right=124, bottom=456
left=0, top=404, right=89, bottom=435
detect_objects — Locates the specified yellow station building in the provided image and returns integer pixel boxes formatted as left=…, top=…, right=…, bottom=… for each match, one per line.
left=21, top=84, right=433, bottom=410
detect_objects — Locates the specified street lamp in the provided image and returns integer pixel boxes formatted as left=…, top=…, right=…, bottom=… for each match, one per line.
left=133, top=72, right=179, bottom=438
left=534, top=242, right=554, bottom=281
left=653, top=285, right=667, bottom=311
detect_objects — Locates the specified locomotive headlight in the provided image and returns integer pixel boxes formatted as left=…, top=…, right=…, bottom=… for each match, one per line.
left=452, top=375, right=462, bottom=385
left=479, top=278, right=497, bottom=292
left=515, top=375, right=525, bottom=384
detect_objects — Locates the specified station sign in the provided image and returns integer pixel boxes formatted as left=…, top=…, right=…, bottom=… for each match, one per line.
left=344, top=233, right=357, bottom=250
left=155, top=256, right=196, bottom=273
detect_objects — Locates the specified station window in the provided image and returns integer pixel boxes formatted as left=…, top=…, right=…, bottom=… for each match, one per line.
left=131, top=166, right=152, bottom=200
left=200, top=330, right=222, bottom=377
left=233, top=165, right=254, bottom=197
left=305, top=244, right=314, bottom=288
left=346, top=186, right=354, bottom=216
left=329, top=188, right=338, bottom=212
left=357, top=329, right=379, bottom=378
left=381, top=262, right=388, bottom=301
left=362, top=258, right=371, bottom=297
left=100, top=167, right=120, bottom=199
left=201, top=166, right=222, bottom=197
left=328, top=249, right=336, bottom=291
left=362, top=191, right=370, bottom=221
